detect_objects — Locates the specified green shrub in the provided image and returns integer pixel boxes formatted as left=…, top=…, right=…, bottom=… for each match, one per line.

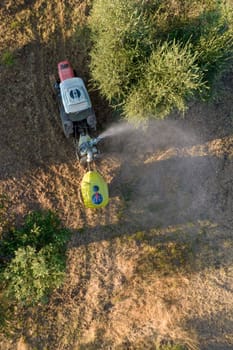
left=0, top=211, right=71, bottom=305
left=0, top=210, right=70, bottom=259
left=3, top=245, right=65, bottom=305
left=1, top=51, right=14, bottom=66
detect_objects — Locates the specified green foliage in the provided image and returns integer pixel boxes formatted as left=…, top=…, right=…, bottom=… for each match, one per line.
left=89, top=0, right=154, bottom=102
left=3, top=246, right=64, bottom=305
left=0, top=211, right=71, bottom=305
left=1, top=51, right=14, bottom=66
left=10, top=20, right=21, bottom=30
left=89, top=0, right=233, bottom=122
left=124, top=40, right=205, bottom=122
left=196, top=27, right=233, bottom=88
left=0, top=210, right=70, bottom=259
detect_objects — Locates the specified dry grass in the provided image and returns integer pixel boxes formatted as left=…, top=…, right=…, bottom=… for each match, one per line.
left=0, top=1, right=233, bottom=350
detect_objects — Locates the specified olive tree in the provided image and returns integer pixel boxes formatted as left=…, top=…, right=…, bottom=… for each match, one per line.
left=89, top=0, right=233, bottom=122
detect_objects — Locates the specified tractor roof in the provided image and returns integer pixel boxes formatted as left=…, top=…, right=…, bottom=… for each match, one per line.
left=60, top=77, right=92, bottom=114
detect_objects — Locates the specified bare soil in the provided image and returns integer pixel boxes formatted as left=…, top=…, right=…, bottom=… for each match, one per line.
left=0, top=1, right=233, bottom=349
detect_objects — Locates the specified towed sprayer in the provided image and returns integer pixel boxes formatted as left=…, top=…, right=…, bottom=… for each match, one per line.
left=78, top=135, right=109, bottom=208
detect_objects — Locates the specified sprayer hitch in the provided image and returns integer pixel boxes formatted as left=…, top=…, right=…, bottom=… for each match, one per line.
left=74, top=133, right=103, bottom=165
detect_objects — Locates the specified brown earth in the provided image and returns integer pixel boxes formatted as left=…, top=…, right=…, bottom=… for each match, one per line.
left=0, top=1, right=233, bottom=349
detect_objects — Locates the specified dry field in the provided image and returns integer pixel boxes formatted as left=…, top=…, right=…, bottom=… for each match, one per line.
left=0, top=1, right=233, bottom=349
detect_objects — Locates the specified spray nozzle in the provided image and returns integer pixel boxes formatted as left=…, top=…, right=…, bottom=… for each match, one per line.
left=90, top=136, right=104, bottom=146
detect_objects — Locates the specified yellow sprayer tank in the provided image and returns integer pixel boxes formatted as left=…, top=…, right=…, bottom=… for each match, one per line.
left=81, top=171, right=109, bottom=209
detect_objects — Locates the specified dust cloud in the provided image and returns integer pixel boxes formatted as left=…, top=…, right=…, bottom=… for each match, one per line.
left=104, top=120, right=220, bottom=228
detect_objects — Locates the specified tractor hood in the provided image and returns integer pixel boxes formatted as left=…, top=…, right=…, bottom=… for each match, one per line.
left=60, top=77, right=92, bottom=114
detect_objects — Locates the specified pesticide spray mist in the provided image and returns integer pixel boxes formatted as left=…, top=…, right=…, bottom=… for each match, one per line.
left=98, top=122, right=138, bottom=139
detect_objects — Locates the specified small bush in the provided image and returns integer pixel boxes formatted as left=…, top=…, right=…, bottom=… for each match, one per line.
left=1, top=51, right=14, bottom=66
left=0, top=211, right=71, bottom=305
left=3, top=245, right=65, bottom=305
left=0, top=210, right=70, bottom=259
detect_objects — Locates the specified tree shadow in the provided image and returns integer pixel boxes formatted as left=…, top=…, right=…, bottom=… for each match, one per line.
left=187, top=312, right=233, bottom=350
left=157, top=6, right=223, bottom=45
left=0, top=0, right=37, bottom=14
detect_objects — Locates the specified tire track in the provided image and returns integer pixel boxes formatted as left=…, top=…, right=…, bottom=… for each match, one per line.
left=28, top=49, right=43, bottom=162
left=56, top=0, right=67, bottom=58
left=67, top=240, right=121, bottom=348
left=28, top=3, right=65, bottom=162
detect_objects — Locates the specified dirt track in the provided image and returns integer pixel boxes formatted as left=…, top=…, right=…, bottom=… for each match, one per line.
left=0, top=1, right=233, bottom=349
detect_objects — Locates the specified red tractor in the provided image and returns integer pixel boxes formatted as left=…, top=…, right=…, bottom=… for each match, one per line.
left=52, top=60, right=102, bottom=164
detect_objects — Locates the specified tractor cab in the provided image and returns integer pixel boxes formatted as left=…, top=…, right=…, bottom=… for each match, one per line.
left=60, top=77, right=93, bottom=122
left=54, top=60, right=97, bottom=138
